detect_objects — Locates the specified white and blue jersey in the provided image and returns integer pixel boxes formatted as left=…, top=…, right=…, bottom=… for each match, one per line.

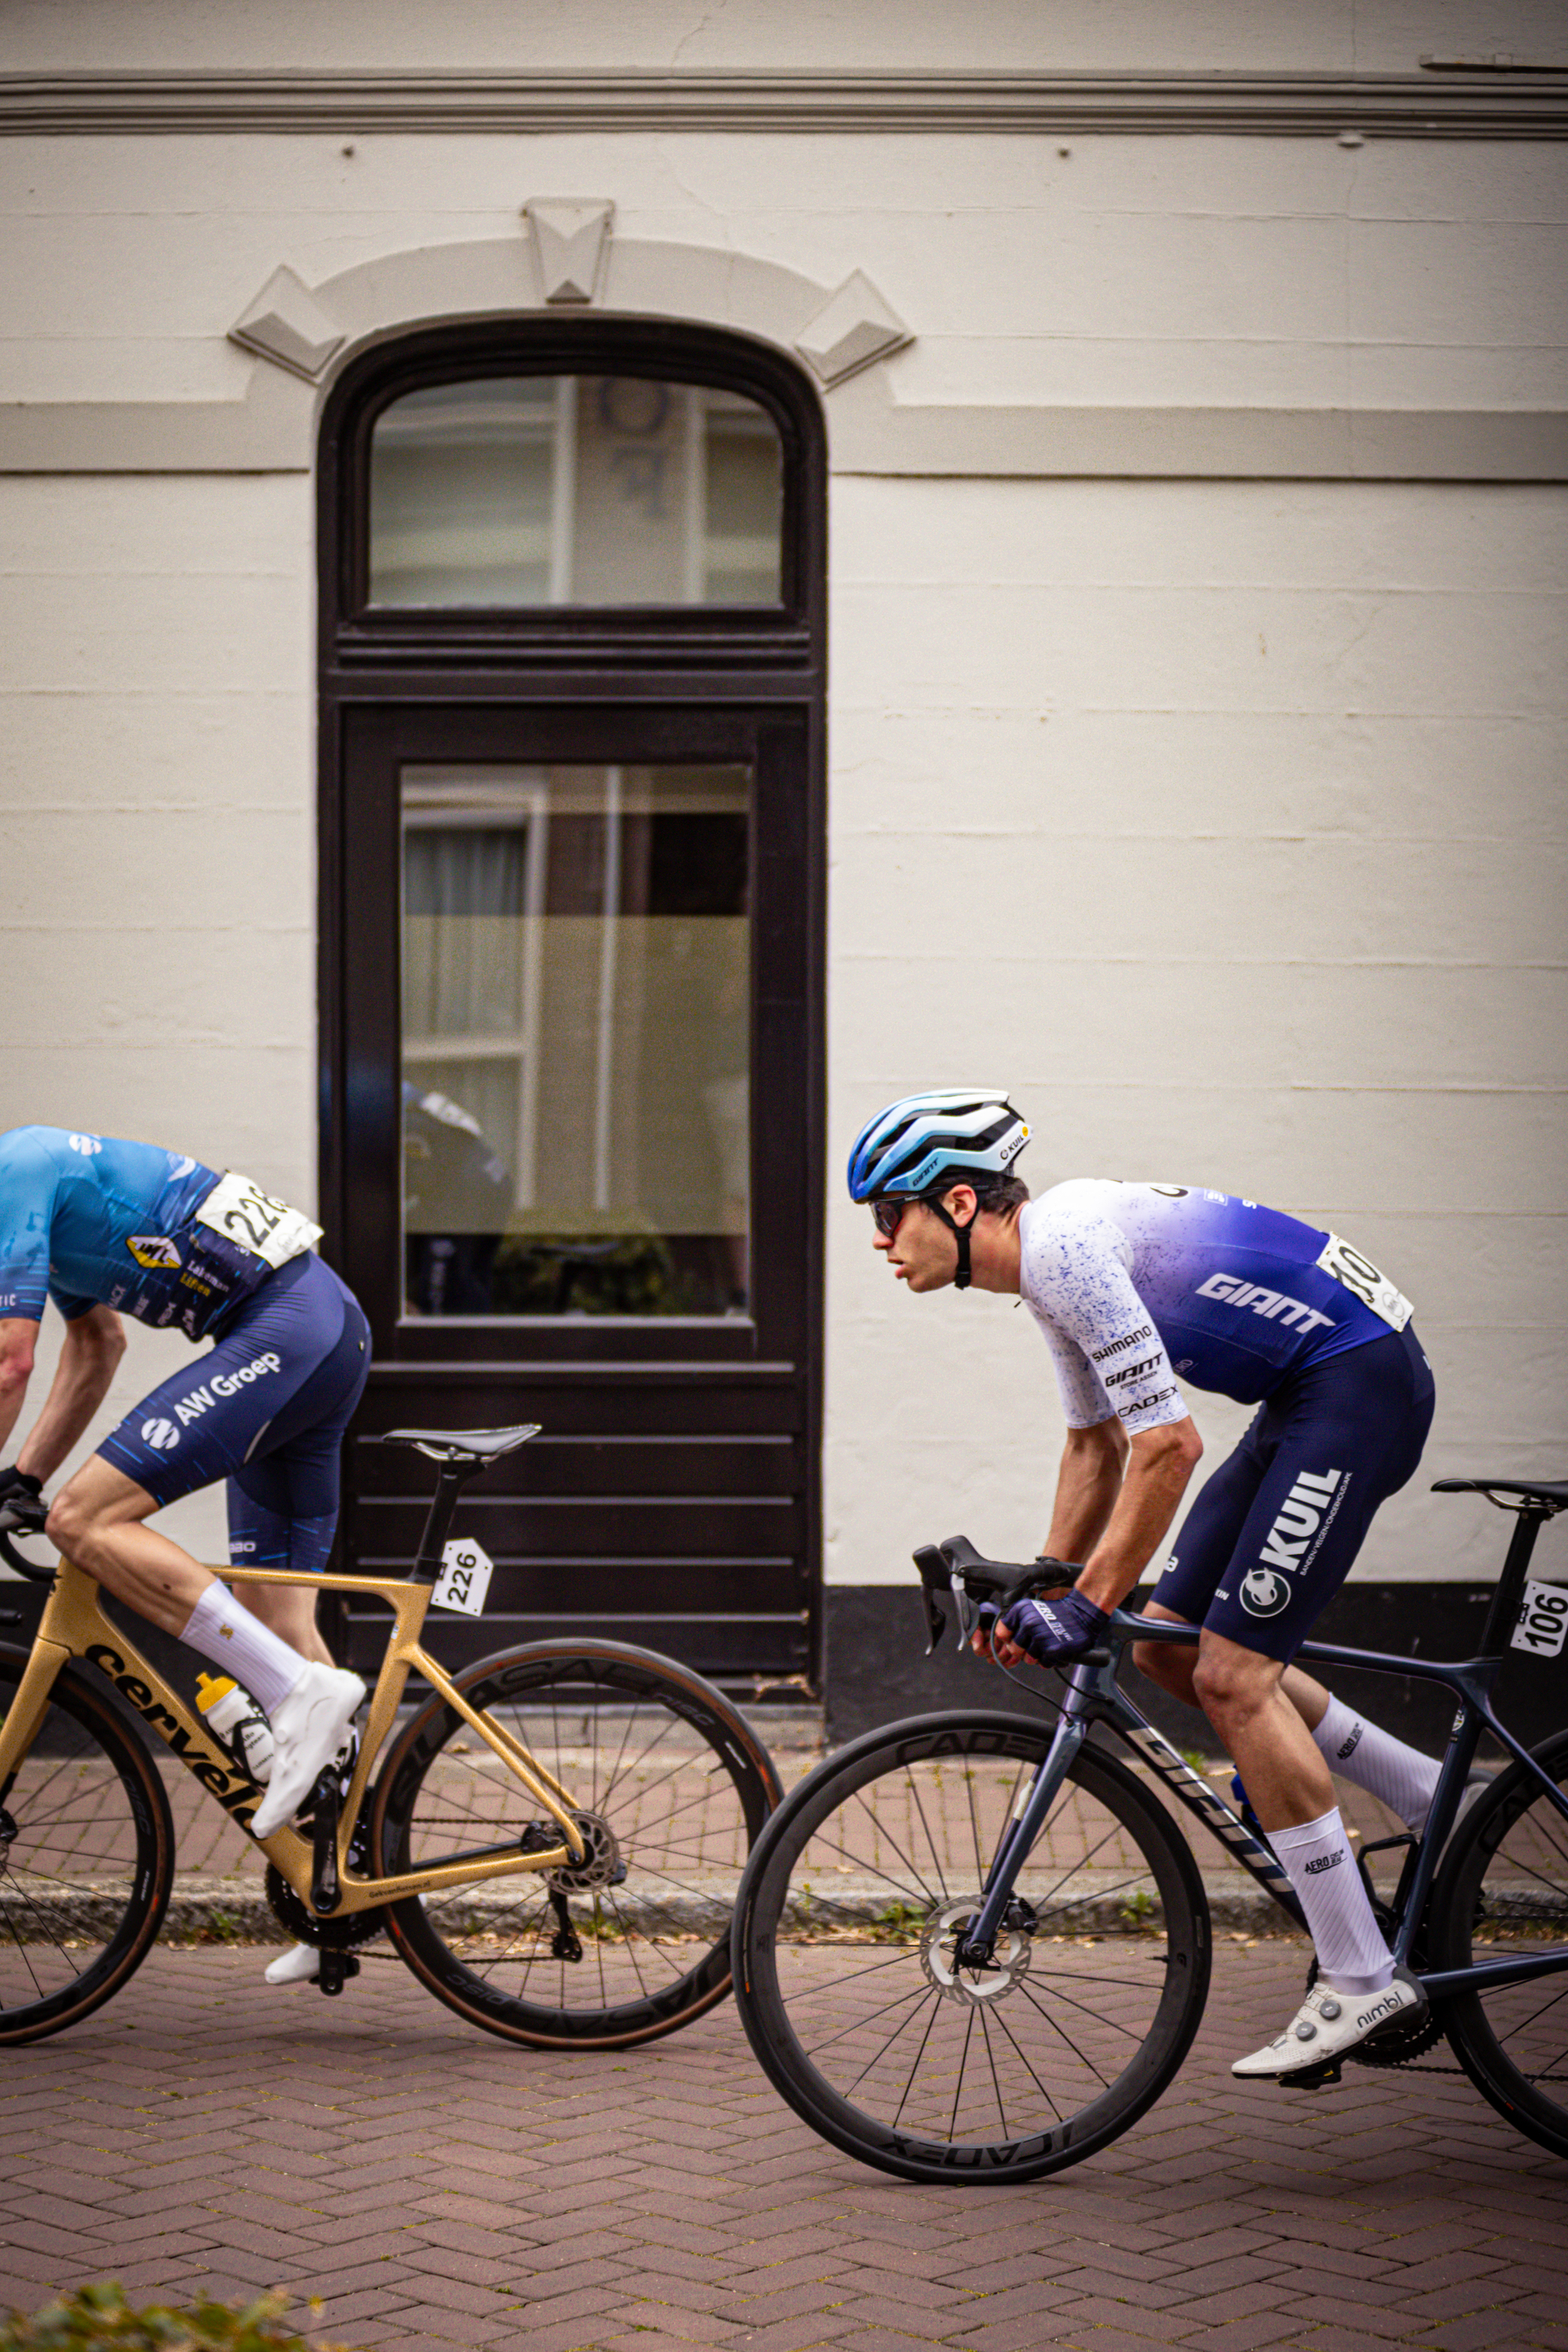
left=1021, top=1178, right=1433, bottom=1662
left=1020, top=1180, right=1403, bottom=1432
left=0, top=1126, right=270, bottom=1343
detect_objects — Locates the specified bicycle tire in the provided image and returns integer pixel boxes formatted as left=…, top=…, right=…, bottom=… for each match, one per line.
left=0, top=1646, right=174, bottom=2043
left=370, top=1638, right=781, bottom=2049
left=1429, top=1726, right=1568, bottom=2160
left=732, top=1709, right=1210, bottom=2184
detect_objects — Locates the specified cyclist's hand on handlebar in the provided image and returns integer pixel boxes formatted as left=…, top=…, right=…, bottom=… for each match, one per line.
left=998, top=1588, right=1109, bottom=1667
left=0, top=1465, right=42, bottom=1533
left=968, top=1604, right=1001, bottom=1663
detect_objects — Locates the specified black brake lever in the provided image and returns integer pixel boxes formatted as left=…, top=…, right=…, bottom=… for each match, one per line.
left=911, top=1544, right=949, bottom=1655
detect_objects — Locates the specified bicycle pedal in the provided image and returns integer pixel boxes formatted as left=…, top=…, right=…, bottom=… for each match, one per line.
left=1279, top=2058, right=1343, bottom=2091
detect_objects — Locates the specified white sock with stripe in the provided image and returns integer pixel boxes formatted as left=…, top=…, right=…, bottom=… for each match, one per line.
left=1311, top=1694, right=1442, bottom=1834
left=183, top=1582, right=307, bottom=1719
left=1270, top=1806, right=1394, bottom=1994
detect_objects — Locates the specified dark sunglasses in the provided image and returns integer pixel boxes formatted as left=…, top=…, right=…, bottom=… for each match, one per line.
left=870, top=1196, right=921, bottom=1239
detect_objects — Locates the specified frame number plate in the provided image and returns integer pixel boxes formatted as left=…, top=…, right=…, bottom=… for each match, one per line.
left=1512, top=1578, right=1568, bottom=1659
left=433, top=1538, right=494, bottom=1617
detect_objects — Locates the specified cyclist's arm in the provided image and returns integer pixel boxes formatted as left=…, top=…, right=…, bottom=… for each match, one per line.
left=0, top=1317, right=35, bottom=1459
left=989, top=1417, right=1201, bottom=1665
left=1040, top=1415, right=1128, bottom=1560
left=5, top=1308, right=125, bottom=1483
left=1073, top=1417, right=1202, bottom=1614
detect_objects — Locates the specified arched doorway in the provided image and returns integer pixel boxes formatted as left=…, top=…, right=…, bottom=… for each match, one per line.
left=317, top=318, right=826, bottom=1683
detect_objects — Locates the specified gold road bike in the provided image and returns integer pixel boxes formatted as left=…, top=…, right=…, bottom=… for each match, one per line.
left=0, top=1425, right=780, bottom=2047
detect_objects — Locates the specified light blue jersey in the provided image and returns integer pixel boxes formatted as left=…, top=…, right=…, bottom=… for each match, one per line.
left=1020, top=1180, right=1404, bottom=1430
left=0, top=1126, right=269, bottom=1342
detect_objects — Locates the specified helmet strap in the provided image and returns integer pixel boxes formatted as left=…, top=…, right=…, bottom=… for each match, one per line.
left=925, top=1196, right=975, bottom=1292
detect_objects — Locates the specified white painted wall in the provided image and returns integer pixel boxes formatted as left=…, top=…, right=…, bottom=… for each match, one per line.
left=1, top=0, right=1563, bottom=1588
left=0, top=474, right=316, bottom=1556
left=8, top=0, right=1566, bottom=75
left=2, top=134, right=1564, bottom=412
left=826, top=476, right=1567, bottom=1585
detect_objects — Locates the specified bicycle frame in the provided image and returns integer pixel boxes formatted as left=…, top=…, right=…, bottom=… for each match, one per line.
left=960, top=1606, right=1568, bottom=2004
left=0, top=1553, right=586, bottom=1917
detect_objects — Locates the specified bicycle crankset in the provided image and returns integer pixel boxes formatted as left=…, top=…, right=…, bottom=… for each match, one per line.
left=920, top=1898, right=1033, bottom=2006
left=1302, top=1953, right=1446, bottom=2067
left=265, top=1814, right=388, bottom=1951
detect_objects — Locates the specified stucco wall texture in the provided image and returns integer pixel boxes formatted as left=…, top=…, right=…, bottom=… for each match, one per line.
left=1, top=0, right=1564, bottom=1584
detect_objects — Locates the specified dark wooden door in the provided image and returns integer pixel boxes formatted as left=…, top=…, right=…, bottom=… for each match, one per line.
left=321, top=698, right=821, bottom=1682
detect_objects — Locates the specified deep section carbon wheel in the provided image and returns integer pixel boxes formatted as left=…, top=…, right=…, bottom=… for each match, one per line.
left=1430, top=1727, right=1568, bottom=2158
left=732, top=1710, right=1210, bottom=2183
left=370, top=1639, right=780, bottom=2047
left=0, top=1648, right=173, bottom=2042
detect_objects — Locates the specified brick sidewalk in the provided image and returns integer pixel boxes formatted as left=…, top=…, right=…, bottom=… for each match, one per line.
left=2, top=1944, right=1564, bottom=2352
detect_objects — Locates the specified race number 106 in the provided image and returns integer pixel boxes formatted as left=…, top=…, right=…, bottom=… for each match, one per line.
left=1512, top=1580, right=1568, bottom=1660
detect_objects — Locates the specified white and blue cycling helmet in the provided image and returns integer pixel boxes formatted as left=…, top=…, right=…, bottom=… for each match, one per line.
left=847, top=1089, right=1031, bottom=1290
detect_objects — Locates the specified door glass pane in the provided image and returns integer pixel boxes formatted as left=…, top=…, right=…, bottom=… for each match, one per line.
left=371, top=378, right=782, bottom=607
left=401, top=764, right=750, bottom=1319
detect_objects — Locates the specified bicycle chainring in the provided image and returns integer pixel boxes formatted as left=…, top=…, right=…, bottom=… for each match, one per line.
left=1303, top=1955, right=1447, bottom=2067
left=265, top=1815, right=388, bottom=1950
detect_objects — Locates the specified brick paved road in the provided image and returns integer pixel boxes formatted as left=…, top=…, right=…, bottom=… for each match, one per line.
left=2, top=1942, right=1564, bottom=2352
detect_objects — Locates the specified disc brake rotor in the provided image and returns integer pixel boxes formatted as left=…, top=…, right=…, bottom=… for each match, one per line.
left=544, top=1810, right=626, bottom=1896
left=920, top=1898, right=1032, bottom=2007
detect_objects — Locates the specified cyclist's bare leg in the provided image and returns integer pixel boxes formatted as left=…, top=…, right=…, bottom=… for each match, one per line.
left=243, top=1582, right=332, bottom=1665
left=47, top=1458, right=330, bottom=1660
left=1189, top=1629, right=1334, bottom=1831
left=1134, top=1600, right=1332, bottom=1734
left=47, top=1456, right=216, bottom=1633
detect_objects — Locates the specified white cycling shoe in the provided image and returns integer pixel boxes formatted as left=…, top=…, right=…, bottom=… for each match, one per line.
left=1232, top=1965, right=1427, bottom=2079
left=251, top=1665, right=366, bottom=1840
left=264, top=1941, right=322, bottom=1986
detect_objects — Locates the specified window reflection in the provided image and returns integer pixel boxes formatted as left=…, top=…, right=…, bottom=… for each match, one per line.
left=371, top=377, right=782, bottom=607
left=401, top=764, right=750, bottom=1318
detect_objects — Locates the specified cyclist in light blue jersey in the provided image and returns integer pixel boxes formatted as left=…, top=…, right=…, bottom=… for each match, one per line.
left=850, top=1088, right=1446, bottom=2081
left=0, top=1126, right=368, bottom=1847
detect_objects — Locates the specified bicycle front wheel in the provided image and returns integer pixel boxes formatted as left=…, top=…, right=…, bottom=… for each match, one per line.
left=1429, top=1727, right=1568, bottom=2159
left=732, top=1711, right=1210, bottom=2184
left=0, top=1648, right=173, bottom=2043
left=371, top=1639, right=781, bottom=2049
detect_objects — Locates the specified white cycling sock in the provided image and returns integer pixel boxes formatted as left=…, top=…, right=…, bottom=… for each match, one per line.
left=1271, top=1806, right=1393, bottom=1995
left=183, top=1582, right=307, bottom=1719
left=1311, top=1694, right=1441, bottom=1834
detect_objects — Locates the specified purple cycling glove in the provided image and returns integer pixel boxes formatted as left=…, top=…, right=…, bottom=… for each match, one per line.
left=999, top=1587, right=1109, bottom=1665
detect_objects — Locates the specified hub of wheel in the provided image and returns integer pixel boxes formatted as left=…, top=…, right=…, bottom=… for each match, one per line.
left=545, top=1809, right=625, bottom=1895
left=920, top=1898, right=1032, bottom=2007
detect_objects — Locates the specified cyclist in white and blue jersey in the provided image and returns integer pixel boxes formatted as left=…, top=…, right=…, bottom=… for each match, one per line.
left=0, top=1125, right=368, bottom=1846
left=849, top=1088, right=1444, bottom=2081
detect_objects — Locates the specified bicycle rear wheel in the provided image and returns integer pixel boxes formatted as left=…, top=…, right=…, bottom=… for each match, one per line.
left=732, top=1710, right=1210, bottom=2184
left=1429, top=1727, right=1568, bottom=2159
left=0, top=1649, right=173, bottom=2043
left=371, top=1639, right=780, bottom=2048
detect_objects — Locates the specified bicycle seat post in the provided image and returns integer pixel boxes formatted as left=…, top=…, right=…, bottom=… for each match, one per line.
left=1478, top=1503, right=1552, bottom=1657
left=412, top=1465, right=471, bottom=1584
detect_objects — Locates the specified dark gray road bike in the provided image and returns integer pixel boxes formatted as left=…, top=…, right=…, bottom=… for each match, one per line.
left=732, top=1475, right=1568, bottom=2183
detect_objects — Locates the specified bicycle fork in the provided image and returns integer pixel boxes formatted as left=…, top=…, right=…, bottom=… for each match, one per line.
left=952, top=1661, right=1098, bottom=1969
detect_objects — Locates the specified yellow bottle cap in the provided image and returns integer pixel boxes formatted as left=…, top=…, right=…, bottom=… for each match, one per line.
left=195, top=1672, right=237, bottom=1712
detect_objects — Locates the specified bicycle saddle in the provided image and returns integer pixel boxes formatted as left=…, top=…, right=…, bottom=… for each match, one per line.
left=1432, top=1475, right=1568, bottom=1515
left=369, top=1425, right=542, bottom=1465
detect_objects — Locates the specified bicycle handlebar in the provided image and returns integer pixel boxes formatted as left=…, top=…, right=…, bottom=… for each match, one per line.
left=911, top=1535, right=1077, bottom=1656
left=0, top=1494, right=53, bottom=1582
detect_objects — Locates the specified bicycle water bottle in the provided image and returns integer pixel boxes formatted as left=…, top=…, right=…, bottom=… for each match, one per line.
left=195, top=1672, right=274, bottom=1782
